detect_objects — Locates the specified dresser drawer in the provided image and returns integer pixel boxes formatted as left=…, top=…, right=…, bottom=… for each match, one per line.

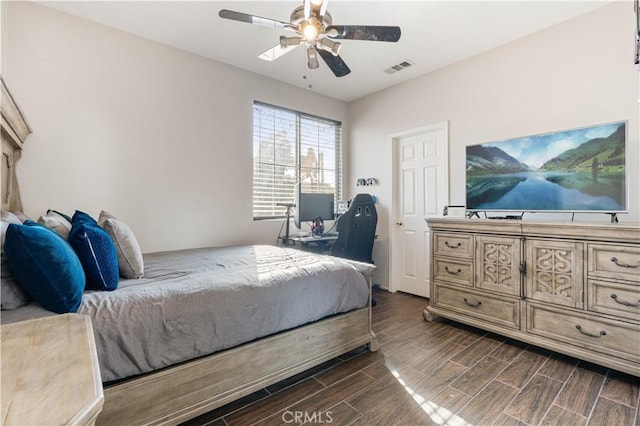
left=433, top=233, right=473, bottom=259
left=588, top=244, right=640, bottom=283
left=588, top=279, right=640, bottom=322
left=433, top=282, right=520, bottom=329
left=433, top=258, right=473, bottom=287
left=527, top=304, right=640, bottom=363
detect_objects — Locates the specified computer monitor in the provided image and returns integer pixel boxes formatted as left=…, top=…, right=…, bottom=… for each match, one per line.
left=294, top=186, right=335, bottom=229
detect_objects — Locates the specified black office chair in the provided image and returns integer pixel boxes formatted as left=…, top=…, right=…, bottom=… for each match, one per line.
left=331, top=194, right=378, bottom=306
left=330, top=194, right=377, bottom=264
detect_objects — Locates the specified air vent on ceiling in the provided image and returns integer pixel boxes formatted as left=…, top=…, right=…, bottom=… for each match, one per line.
left=384, top=60, right=414, bottom=74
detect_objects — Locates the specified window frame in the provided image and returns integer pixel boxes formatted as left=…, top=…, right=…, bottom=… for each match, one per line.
left=252, top=101, right=342, bottom=220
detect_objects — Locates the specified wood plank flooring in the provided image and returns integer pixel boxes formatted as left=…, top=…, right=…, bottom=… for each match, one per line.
left=182, top=288, right=640, bottom=426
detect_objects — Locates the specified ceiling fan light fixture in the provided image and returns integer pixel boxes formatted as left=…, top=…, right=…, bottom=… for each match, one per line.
left=280, top=36, right=301, bottom=48
left=317, top=38, right=341, bottom=56
left=302, top=21, right=320, bottom=42
left=306, top=46, right=320, bottom=69
left=308, top=0, right=323, bottom=17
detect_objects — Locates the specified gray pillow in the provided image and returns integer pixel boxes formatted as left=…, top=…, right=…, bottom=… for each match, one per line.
left=98, top=211, right=144, bottom=279
left=11, top=211, right=31, bottom=223
left=37, top=210, right=72, bottom=239
left=1, top=211, right=22, bottom=249
left=1, top=263, right=30, bottom=310
left=1, top=211, right=30, bottom=309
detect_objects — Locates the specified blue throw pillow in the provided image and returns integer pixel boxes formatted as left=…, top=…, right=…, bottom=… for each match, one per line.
left=69, top=211, right=119, bottom=291
left=4, top=222, right=85, bottom=313
left=72, top=210, right=98, bottom=225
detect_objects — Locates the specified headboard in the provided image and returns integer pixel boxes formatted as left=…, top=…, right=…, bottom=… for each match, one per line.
left=1, top=77, right=32, bottom=212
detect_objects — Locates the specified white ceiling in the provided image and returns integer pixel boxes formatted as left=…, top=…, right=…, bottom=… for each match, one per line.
left=37, top=1, right=609, bottom=102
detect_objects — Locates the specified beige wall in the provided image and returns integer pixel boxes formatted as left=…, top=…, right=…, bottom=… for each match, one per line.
left=2, top=1, right=348, bottom=253
left=348, top=2, right=639, bottom=286
left=3, top=2, right=637, bottom=288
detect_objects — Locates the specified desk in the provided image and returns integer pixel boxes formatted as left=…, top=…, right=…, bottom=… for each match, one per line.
left=281, top=234, right=338, bottom=253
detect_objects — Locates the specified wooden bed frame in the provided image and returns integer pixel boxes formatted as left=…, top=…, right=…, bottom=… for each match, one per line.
left=0, top=78, right=379, bottom=425
left=100, top=301, right=377, bottom=425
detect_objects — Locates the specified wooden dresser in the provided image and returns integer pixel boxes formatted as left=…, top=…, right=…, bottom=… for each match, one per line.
left=1, top=314, right=104, bottom=425
left=425, top=218, right=640, bottom=376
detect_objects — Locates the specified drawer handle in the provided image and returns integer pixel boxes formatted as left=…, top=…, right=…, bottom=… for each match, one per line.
left=610, top=294, right=640, bottom=308
left=445, top=266, right=462, bottom=275
left=445, top=241, right=462, bottom=249
left=463, top=298, right=481, bottom=308
left=575, top=324, right=606, bottom=338
left=610, top=257, right=640, bottom=269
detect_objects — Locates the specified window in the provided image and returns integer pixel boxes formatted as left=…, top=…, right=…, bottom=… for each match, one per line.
left=253, top=101, right=342, bottom=220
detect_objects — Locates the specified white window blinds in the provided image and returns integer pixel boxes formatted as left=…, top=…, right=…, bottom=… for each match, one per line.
left=253, top=102, right=342, bottom=219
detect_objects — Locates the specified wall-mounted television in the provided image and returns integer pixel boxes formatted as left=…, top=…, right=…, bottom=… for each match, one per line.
left=466, top=121, right=627, bottom=213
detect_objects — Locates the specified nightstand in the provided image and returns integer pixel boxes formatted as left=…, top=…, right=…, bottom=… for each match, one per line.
left=1, top=313, right=104, bottom=425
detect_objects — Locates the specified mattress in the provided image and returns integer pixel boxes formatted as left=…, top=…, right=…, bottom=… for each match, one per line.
left=3, top=245, right=372, bottom=382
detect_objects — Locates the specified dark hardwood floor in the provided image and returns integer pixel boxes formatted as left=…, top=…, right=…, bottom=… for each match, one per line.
left=183, top=288, right=640, bottom=426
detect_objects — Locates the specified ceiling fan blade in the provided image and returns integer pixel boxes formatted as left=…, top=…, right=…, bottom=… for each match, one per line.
left=219, top=9, right=289, bottom=30
left=258, top=43, right=301, bottom=61
left=317, top=49, right=351, bottom=77
left=326, top=25, right=401, bottom=42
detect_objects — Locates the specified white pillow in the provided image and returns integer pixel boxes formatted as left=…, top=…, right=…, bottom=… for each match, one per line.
left=37, top=210, right=72, bottom=239
left=98, top=211, right=144, bottom=279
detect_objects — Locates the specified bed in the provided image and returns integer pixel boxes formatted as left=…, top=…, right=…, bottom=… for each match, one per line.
left=0, top=78, right=378, bottom=425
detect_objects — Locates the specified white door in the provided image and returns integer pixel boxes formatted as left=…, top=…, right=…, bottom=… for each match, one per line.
left=391, top=122, right=449, bottom=297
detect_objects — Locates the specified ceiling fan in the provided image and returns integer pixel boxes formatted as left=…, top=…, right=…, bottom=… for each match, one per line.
left=219, top=0, right=401, bottom=77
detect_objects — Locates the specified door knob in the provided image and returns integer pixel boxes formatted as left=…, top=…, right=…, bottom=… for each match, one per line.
left=396, top=221, right=403, bottom=226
